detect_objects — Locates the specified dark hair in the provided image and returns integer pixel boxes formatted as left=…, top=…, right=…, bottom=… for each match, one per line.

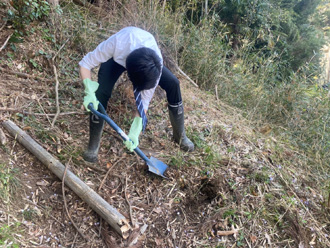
left=126, top=47, right=161, bottom=91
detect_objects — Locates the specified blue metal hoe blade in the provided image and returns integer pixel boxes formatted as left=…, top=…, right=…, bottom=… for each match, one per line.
left=147, top=157, right=168, bottom=178
left=88, top=103, right=168, bottom=178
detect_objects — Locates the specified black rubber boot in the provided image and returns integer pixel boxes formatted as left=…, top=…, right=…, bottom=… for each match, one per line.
left=168, top=104, right=194, bottom=152
left=83, top=114, right=104, bottom=163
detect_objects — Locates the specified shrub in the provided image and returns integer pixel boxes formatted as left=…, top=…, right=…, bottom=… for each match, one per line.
left=6, top=0, right=51, bottom=31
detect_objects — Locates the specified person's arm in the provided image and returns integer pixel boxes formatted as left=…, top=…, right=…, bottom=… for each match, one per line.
left=80, top=66, right=99, bottom=111
left=80, top=66, right=92, bottom=80
left=78, top=35, right=117, bottom=111
left=79, top=35, right=116, bottom=71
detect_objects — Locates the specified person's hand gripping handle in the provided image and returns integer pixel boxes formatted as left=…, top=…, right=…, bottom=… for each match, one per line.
left=83, top=78, right=99, bottom=111
left=123, top=117, right=143, bottom=152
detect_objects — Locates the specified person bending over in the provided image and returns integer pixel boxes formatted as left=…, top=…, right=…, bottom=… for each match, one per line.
left=79, top=26, right=194, bottom=163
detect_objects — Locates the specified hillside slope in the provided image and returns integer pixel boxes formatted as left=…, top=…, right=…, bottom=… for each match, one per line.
left=0, top=4, right=329, bottom=248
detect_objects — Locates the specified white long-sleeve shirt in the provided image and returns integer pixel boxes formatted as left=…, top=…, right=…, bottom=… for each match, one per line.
left=79, top=27, right=163, bottom=110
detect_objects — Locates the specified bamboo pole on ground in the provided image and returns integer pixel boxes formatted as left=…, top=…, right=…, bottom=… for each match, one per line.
left=2, top=120, right=131, bottom=239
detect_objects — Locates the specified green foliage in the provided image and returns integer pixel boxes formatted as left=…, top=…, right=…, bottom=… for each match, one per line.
left=179, top=21, right=229, bottom=89
left=0, top=223, right=21, bottom=247
left=170, top=150, right=185, bottom=168
left=254, top=172, right=271, bottom=183
left=6, top=0, right=51, bottom=31
left=22, top=208, right=38, bottom=221
left=223, top=209, right=238, bottom=224
left=158, top=0, right=329, bottom=165
left=0, top=163, right=19, bottom=202
left=175, top=0, right=326, bottom=71
left=294, top=0, right=321, bottom=23
left=203, top=146, right=221, bottom=166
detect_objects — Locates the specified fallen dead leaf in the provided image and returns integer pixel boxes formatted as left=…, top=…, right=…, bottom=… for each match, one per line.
left=250, top=235, right=257, bottom=243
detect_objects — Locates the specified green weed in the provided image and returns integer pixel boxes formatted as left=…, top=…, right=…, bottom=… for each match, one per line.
left=0, top=223, right=21, bottom=248
left=0, top=163, right=19, bottom=202
left=170, top=152, right=186, bottom=168
left=188, top=127, right=206, bottom=149
left=236, top=230, right=245, bottom=246
left=223, top=209, right=237, bottom=221
left=22, top=208, right=37, bottom=221
left=203, top=146, right=221, bottom=167
left=253, top=172, right=271, bottom=184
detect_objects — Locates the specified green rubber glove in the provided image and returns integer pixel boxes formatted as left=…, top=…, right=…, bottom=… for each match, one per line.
left=83, top=78, right=99, bottom=111
left=124, top=117, right=143, bottom=152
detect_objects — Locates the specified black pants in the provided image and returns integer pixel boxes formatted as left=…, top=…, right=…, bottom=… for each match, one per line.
left=96, top=58, right=182, bottom=109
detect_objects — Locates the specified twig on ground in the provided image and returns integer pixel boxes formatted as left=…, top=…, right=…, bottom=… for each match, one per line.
left=98, top=158, right=123, bottom=191
left=179, top=206, right=188, bottom=225
left=53, top=38, right=70, bottom=60
left=0, top=107, right=84, bottom=116
left=103, top=129, right=123, bottom=142
left=217, top=225, right=239, bottom=237
left=245, top=237, right=252, bottom=248
left=125, top=175, right=135, bottom=227
left=26, top=111, right=83, bottom=116
left=215, top=85, right=219, bottom=101
left=0, top=21, right=7, bottom=32
left=51, top=64, right=60, bottom=127
left=0, top=67, right=54, bottom=82
left=62, top=158, right=88, bottom=240
left=99, top=218, right=103, bottom=237
left=0, top=33, right=13, bottom=52
left=51, top=38, right=71, bottom=127
left=84, top=162, right=107, bottom=173
left=71, top=232, right=79, bottom=248
left=36, top=98, right=52, bottom=125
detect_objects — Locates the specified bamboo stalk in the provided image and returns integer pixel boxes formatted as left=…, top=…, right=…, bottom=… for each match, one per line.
left=2, top=120, right=131, bottom=239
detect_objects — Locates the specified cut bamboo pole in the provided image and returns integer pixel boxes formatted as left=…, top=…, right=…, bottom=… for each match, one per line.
left=2, top=120, right=131, bottom=239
